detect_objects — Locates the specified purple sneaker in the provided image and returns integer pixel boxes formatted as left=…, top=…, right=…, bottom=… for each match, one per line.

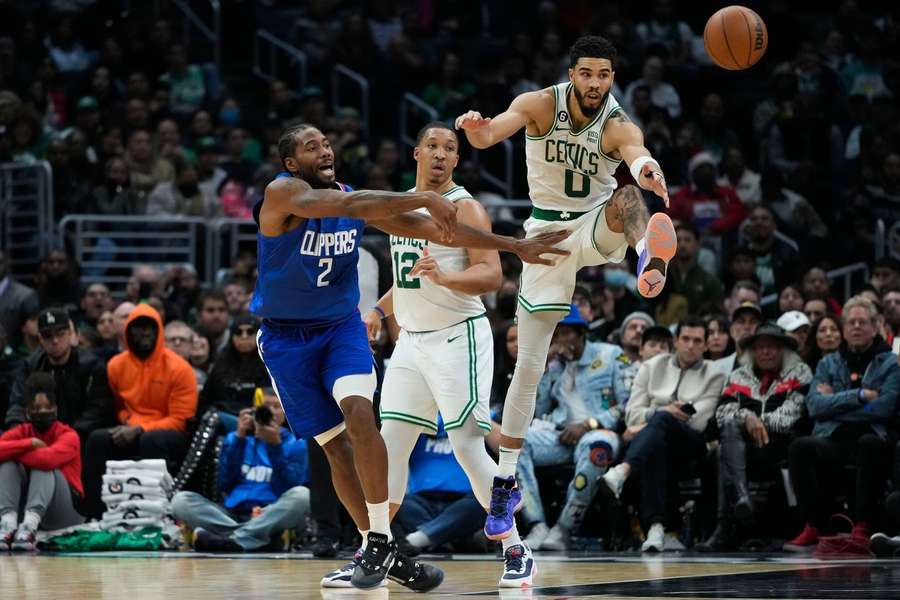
left=484, top=476, right=523, bottom=541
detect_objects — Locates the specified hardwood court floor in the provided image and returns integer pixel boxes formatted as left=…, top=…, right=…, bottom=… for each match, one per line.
left=3, top=552, right=899, bottom=599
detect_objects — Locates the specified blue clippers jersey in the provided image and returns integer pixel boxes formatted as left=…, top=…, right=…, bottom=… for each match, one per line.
left=250, top=175, right=364, bottom=325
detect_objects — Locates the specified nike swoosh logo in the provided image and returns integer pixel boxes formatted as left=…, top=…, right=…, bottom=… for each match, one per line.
left=447, top=335, right=462, bottom=344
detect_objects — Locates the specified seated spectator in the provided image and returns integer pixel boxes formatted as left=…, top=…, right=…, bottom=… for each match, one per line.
left=172, top=392, right=309, bottom=552
left=699, top=324, right=812, bottom=551
left=803, top=314, right=843, bottom=370
left=195, top=137, right=227, bottom=210
left=618, top=325, right=674, bottom=398
left=761, top=169, right=829, bottom=244
left=219, top=128, right=257, bottom=187
left=125, top=129, right=174, bottom=194
left=421, top=52, right=475, bottom=120
left=125, top=264, right=163, bottom=305
left=519, top=306, right=629, bottom=551
left=695, top=94, right=739, bottom=161
left=741, top=205, right=801, bottom=295
left=111, top=301, right=135, bottom=353
left=147, top=155, right=221, bottom=218
left=713, top=302, right=763, bottom=376
left=724, top=249, right=760, bottom=292
left=669, top=152, right=747, bottom=237
left=159, top=44, right=205, bottom=115
left=155, top=118, right=189, bottom=162
left=0, top=373, right=84, bottom=552
left=704, top=315, right=734, bottom=361
left=803, top=298, right=828, bottom=324
left=870, top=259, right=900, bottom=295
left=602, top=317, right=726, bottom=552
left=163, top=263, right=202, bottom=322
left=778, top=284, right=806, bottom=316
left=619, top=312, right=655, bottom=364
left=34, top=250, right=81, bottom=311
left=623, top=56, right=681, bottom=120
left=91, top=156, right=149, bottom=215
left=199, top=314, right=268, bottom=432
left=0, top=323, right=24, bottom=426
left=883, top=287, right=900, bottom=340
left=784, top=296, right=900, bottom=554
left=5, top=309, right=112, bottom=441
left=802, top=267, right=842, bottom=316
left=668, top=222, right=724, bottom=315
left=82, top=305, right=197, bottom=518
left=78, top=283, right=113, bottom=328
left=393, top=422, right=483, bottom=553
left=223, top=279, right=252, bottom=317
left=777, top=311, right=812, bottom=351
left=0, top=250, right=40, bottom=352
left=164, top=320, right=208, bottom=390
left=195, top=290, right=230, bottom=357
left=718, top=146, right=761, bottom=207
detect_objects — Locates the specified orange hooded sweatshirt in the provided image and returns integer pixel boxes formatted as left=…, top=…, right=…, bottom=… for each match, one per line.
left=107, top=304, right=197, bottom=432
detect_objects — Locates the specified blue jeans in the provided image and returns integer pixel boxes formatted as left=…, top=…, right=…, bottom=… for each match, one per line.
left=172, top=487, right=310, bottom=550
left=394, top=492, right=483, bottom=548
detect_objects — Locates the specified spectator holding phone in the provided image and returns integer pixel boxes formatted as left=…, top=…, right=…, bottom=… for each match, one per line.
left=601, top=316, right=726, bottom=552
left=172, top=389, right=310, bottom=552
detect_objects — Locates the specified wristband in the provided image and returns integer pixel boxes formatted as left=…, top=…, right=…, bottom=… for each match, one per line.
left=372, top=306, right=386, bottom=319
left=629, top=156, right=661, bottom=189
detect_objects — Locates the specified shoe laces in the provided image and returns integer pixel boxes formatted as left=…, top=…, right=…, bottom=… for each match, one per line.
left=360, top=539, right=391, bottom=571
left=490, top=486, right=512, bottom=518
left=504, top=545, right=524, bottom=572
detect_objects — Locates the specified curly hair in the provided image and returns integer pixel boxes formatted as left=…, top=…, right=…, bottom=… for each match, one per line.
left=569, top=35, right=618, bottom=69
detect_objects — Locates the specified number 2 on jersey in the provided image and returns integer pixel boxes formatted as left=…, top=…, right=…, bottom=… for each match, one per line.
left=316, top=258, right=333, bottom=287
left=564, top=168, right=591, bottom=198
left=393, top=252, right=421, bottom=289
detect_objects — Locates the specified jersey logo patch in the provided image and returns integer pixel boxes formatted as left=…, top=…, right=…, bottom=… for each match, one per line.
left=558, top=111, right=569, bottom=123
left=587, top=131, right=599, bottom=144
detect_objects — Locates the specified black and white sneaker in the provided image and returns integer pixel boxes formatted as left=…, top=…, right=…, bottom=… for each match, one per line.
left=351, top=532, right=395, bottom=590
left=321, top=549, right=389, bottom=588
left=388, top=550, right=445, bottom=592
left=499, top=543, right=536, bottom=588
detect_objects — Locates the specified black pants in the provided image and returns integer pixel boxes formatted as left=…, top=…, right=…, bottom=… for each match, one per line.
left=82, top=428, right=189, bottom=519
left=625, top=411, right=707, bottom=526
left=308, top=437, right=341, bottom=540
left=788, top=428, right=893, bottom=528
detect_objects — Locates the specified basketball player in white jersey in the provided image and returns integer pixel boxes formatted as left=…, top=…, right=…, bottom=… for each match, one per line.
left=363, top=122, right=534, bottom=587
left=455, top=35, right=677, bottom=539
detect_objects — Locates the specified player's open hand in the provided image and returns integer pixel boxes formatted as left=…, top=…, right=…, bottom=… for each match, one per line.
left=409, top=247, right=446, bottom=286
left=424, top=191, right=458, bottom=243
left=512, top=230, right=571, bottom=265
left=363, top=309, right=383, bottom=346
left=641, top=162, right=669, bottom=207
left=455, top=110, right=491, bottom=131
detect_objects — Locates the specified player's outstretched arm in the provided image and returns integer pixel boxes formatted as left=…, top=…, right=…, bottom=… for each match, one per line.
left=370, top=211, right=570, bottom=266
left=454, top=90, right=545, bottom=149
left=266, top=176, right=459, bottom=241
left=604, top=112, right=670, bottom=207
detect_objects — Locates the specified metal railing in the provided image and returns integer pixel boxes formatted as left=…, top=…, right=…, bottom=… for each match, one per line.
left=875, top=219, right=886, bottom=261
left=331, top=64, right=370, bottom=134
left=170, top=0, right=222, bottom=73
left=472, top=138, right=514, bottom=198
left=59, top=215, right=208, bottom=293
left=758, top=262, right=870, bottom=309
left=208, top=218, right=259, bottom=285
left=253, top=29, right=308, bottom=92
left=399, top=93, right=439, bottom=149
left=0, top=162, right=53, bottom=282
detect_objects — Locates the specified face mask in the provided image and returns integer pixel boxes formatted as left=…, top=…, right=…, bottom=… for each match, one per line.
left=219, top=108, right=240, bottom=126
left=31, top=412, right=56, bottom=433
left=178, top=182, right=199, bottom=197
left=604, top=269, right=630, bottom=288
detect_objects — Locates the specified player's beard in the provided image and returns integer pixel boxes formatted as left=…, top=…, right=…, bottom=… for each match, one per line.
left=297, top=165, right=335, bottom=189
left=572, top=85, right=605, bottom=118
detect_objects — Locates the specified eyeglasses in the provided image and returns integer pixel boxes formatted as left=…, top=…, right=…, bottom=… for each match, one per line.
left=234, top=327, right=258, bottom=338
left=846, top=319, right=873, bottom=328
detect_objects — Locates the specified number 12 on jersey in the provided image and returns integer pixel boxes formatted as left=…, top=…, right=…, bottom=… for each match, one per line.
left=393, top=251, right=421, bottom=289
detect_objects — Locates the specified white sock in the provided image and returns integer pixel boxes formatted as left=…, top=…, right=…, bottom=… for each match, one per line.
left=498, top=446, right=521, bottom=478
left=1, top=511, right=16, bottom=530
left=22, top=510, right=40, bottom=531
left=501, top=526, right=523, bottom=550
left=358, top=529, right=369, bottom=550
left=406, top=530, right=430, bottom=548
left=635, top=236, right=647, bottom=256
left=365, top=501, right=393, bottom=541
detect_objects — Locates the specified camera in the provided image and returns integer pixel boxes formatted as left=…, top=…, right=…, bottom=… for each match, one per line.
left=254, top=405, right=273, bottom=427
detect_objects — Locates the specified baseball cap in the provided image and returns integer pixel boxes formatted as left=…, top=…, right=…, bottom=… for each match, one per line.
left=776, top=310, right=811, bottom=333
left=731, top=301, right=763, bottom=322
left=558, top=304, right=588, bottom=328
left=38, top=308, right=71, bottom=334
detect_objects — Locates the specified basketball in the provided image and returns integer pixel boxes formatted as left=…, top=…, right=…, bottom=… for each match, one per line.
left=704, top=5, right=768, bottom=70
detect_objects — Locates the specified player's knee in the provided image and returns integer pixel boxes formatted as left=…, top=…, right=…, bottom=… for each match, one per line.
left=341, top=396, right=377, bottom=437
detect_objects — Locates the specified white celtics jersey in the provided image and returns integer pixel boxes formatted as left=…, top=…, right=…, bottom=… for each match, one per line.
left=524, top=83, right=624, bottom=213
left=389, top=184, right=486, bottom=332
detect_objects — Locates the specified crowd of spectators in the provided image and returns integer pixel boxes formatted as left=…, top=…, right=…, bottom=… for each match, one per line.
left=0, top=0, right=900, bottom=558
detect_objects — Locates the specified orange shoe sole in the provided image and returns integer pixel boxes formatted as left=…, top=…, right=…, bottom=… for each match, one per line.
left=637, top=213, right=677, bottom=298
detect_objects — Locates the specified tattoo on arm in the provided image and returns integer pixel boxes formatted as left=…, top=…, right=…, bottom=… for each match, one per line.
left=613, top=111, right=632, bottom=124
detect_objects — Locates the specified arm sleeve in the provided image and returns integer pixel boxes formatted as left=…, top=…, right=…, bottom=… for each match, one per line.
left=625, top=362, right=654, bottom=427
left=762, top=365, right=813, bottom=434
left=266, top=436, right=308, bottom=497
left=0, top=427, right=34, bottom=462
left=860, top=365, right=900, bottom=420
left=140, top=364, right=198, bottom=432
left=17, top=429, right=80, bottom=471
left=217, top=434, right=245, bottom=495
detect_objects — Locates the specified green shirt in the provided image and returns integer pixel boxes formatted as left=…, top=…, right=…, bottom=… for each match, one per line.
left=668, top=260, right=724, bottom=314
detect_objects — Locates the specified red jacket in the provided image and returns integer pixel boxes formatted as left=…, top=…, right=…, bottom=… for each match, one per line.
left=107, top=304, right=198, bottom=432
left=0, top=420, right=83, bottom=496
left=669, top=184, right=748, bottom=234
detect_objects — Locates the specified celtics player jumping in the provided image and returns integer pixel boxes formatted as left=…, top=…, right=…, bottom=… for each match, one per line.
left=455, top=35, right=676, bottom=550
left=365, top=122, right=532, bottom=587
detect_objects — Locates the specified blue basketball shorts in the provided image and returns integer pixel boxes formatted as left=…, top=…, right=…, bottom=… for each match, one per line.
left=257, top=313, right=374, bottom=439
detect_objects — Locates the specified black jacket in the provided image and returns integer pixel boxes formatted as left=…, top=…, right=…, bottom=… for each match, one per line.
left=4, top=347, right=114, bottom=438
left=0, top=348, right=24, bottom=426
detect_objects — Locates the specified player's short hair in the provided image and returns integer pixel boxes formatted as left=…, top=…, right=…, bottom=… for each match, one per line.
left=569, top=35, right=618, bottom=69
left=277, top=122, right=316, bottom=169
left=415, top=121, right=458, bottom=146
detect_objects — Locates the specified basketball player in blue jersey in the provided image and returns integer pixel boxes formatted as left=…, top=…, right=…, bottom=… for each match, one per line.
left=251, top=123, right=568, bottom=591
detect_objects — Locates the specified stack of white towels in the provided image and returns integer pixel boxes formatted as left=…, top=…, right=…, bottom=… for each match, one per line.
left=100, top=459, right=174, bottom=531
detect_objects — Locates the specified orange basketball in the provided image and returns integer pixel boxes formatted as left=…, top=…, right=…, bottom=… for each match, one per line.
left=704, top=5, right=768, bottom=70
